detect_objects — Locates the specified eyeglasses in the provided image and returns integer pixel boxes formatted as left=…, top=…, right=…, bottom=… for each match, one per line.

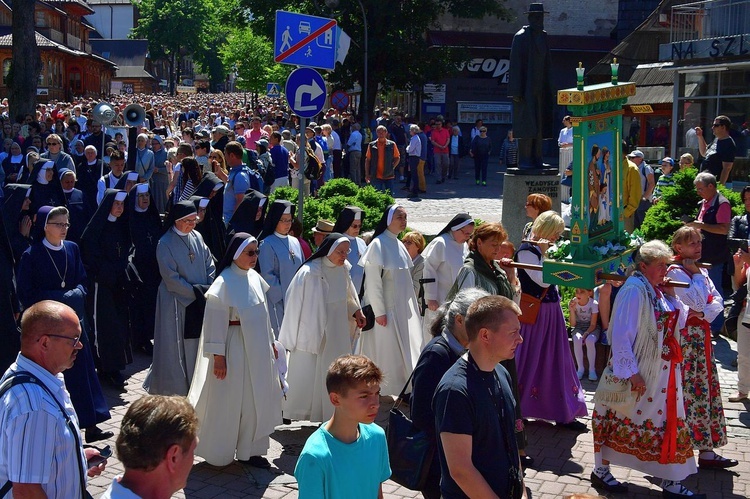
left=181, top=218, right=198, bottom=225
left=47, top=222, right=71, bottom=229
left=711, top=123, right=722, bottom=128
left=43, top=333, right=81, bottom=348
left=279, top=217, right=293, bottom=223
left=46, top=142, right=60, bottom=146
left=243, top=249, right=260, bottom=257
left=350, top=223, right=362, bottom=229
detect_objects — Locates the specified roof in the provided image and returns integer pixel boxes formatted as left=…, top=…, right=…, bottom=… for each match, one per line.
left=115, top=65, right=156, bottom=80
left=626, top=82, right=699, bottom=105
left=427, top=31, right=617, bottom=53
left=629, top=62, right=675, bottom=86
left=40, top=0, right=95, bottom=15
left=84, top=0, right=133, bottom=4
left=90, top=38, right=149, bottom=67
left=0, top=30, right=116, bottom=67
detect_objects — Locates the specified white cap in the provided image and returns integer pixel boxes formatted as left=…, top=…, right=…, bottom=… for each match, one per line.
left=283, top=205, right=291, bottom=214
left=127, top=172, right=139, bottom=181
left=198, top=198, right=209, bottom=209
left=135, top=183, right=149, bottom=195
left=41, top=161, right=54, bottom=170
left=114, top=191, right=127, bottom=202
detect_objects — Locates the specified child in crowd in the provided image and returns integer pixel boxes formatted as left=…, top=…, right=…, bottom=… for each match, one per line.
left=653, top=156, right=678, bottom=201
left=294, top=355, right=391, bottom=499
left=569, top=288, right=600, bottom=381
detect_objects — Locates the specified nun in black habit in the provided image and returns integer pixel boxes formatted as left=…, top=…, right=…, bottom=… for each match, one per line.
left=59, top=167, right=92, bottom=245
left=0, top=201, right=20, bottom=373
left=2, top=183, right=32, bottom=264
left=128, top=183, right=162, bottom=354
left=228, top=189, right=267, bottom=239
left=28, top=159, right=66, bottom=215
left=16, top=205, right=112, bottom=442
left=192, top=172, right=226, bottom=260
left=80, top=189, right=133, bottom=389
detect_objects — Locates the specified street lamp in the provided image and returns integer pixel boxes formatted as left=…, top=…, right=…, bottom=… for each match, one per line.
left=324, top=0, right=368, bottom=131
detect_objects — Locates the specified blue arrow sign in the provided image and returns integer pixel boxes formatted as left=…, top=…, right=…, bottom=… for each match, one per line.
left=266, top=82, right=281, bottom=98
left=285, top=68, right=327, bottom=119
left=274, top=10, right=337, bottom=71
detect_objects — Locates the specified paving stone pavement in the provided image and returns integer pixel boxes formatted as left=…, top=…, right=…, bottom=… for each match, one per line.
left=84, top=158, right=750, bottom=498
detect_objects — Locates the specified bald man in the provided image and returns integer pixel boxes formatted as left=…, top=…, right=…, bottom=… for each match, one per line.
left=0, top=301, right=107, bottom=497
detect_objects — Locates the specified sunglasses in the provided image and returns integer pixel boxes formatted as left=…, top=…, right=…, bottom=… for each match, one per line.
left=243, top=249, right=260, bottom=256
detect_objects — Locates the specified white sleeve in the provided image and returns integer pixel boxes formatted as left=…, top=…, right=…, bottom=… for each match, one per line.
left=517, top=249, right=548, bottom=287
left=610, top=286, right=642, bottom=379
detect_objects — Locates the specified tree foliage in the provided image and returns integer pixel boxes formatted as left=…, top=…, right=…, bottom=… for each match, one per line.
left=641, top=167, right=742, bottom=244
left=220, top=27, right=291, bottom=92
left=243, top=0, right=511, bottom=119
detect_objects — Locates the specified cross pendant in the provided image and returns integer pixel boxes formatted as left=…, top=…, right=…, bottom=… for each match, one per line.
left=189, top=251, right=195, bottom=263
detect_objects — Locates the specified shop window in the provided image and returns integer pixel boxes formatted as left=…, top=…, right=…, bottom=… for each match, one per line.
left=680, top=71, right=718, bottom=98
left=35, top=11, right=48, bottom=28
left=719, top=69, right=750, bottom=97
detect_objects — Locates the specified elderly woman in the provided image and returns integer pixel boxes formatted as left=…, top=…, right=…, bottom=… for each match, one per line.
left=279, top=233, right=366, bottom=422
left=514, top=211, right=587, bottom=427
left=522, top=193, right=552, bottom=240
left=592, top=240, right=704, bottom=498
left=358, top=204, right=423, bottom=396
left=411, top=287, right=490, bottom=499
left=667, top=226, right=735, bottom=469
left=421, top=213, right=473, bottom=338
left=188, top=232, right=281, bottom=468
left=144, top=200, right=215, bottom=396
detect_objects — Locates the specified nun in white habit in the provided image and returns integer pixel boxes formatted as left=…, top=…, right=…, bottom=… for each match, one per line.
left=358, top=204, right=423, bottom=396
left=188, top=232, right=281, bottom=468
left=279, top=232, right=366, bottom=422
left=332, top=205, right=368, bottom=292
left=421, top=213, right=473, bottom=341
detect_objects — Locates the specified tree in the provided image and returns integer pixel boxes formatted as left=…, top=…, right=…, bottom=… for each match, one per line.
left=243, top=0, right=511, bottom=122
left=130, top=0, right=211, bottom=94
left=9, top=0, right=40, bottom=120
left=220, top=27, right=291, bottom=93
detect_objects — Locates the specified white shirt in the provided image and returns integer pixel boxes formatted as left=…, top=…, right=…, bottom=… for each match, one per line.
left=97, top=172, right=123, bottom=204
left=558, top=126, right=573, bottom=146
left=331, top=130, right=342, bottom=150
left=0, top=354, right=87, bottom=498
left=407, top=134, right=421, bottom=157
left=100, top=477, right=143, bottom=498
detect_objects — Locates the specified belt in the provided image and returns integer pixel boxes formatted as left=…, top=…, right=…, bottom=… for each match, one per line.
left=228, top=320, right=241, bottom=326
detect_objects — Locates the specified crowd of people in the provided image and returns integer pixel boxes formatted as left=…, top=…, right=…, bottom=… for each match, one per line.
left=0, top=96, right=745, bottom=499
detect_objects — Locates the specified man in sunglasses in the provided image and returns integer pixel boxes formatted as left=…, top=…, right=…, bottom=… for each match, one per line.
left=0, top=301, right=108, bottom=497
left=697, top=115, right=736, bottom=185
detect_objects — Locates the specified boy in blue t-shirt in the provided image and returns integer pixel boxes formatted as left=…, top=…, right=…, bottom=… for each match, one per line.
left=294, top=355, right=391, bottom=499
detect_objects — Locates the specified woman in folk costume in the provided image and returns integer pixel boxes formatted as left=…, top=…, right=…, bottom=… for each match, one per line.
left=16, top=205, right=112, bottom=443
left=228, top=189, right=267, bottom=239
left=332, top=205, right=368, bottom=292
left=591, top=240, right=704, bottom=498
left=446, top=222, right=532, bottom=468
left=358, top=204, right=423, bottom=396
left=80, top=189, right=132, bottom=390
left=128, top=183, right=162, bottom=355
left=279, top=233, right=366, bottom=422
left=257, top=199, right=303, bottom=335
left=421, top=213, right=473, bottom=341
left=144, top=200, right=215, bottom=396
left=668, top=226, right=736, bottom=470
left=192, top=172, right=226, bottom=260
left=514, top=211, right=587, bottom=427
left=188, top=232, right=281, bottom=468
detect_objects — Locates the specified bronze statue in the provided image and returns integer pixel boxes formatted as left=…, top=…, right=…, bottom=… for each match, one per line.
left=508, top=3, right=555, bottom=169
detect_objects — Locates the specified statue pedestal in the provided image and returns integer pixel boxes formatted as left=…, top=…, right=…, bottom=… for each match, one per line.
left=502, top=169, right=561, bottom=247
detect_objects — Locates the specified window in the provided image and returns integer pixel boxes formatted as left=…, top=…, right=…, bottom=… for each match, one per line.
left=2, top=59, right=10, bottom=85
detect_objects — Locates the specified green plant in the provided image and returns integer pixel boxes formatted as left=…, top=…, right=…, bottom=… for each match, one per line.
left=641, top=167, right=742, bottom=244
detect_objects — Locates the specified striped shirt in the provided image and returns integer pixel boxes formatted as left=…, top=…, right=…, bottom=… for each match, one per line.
left=0, top=354, right=87, bottom=498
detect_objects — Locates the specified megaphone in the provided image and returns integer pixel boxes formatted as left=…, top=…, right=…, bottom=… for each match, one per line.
left=92, top=101, right=117, bottom=126
left=123, top=104, right=146, bottom=127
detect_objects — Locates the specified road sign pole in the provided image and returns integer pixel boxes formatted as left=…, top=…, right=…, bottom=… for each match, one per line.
left=297, top=117, right=307, bottom=224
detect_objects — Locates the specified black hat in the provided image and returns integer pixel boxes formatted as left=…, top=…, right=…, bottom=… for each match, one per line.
left=302, top=232, right=349, bottom=268
left=332, top=205, right=364, bottom=234
left=438, top=213, right=474, bottom=236
left=229, top=190, right=267, bottom=236
left=525, top=2, right=548, bottom=13
left=259, top=199, right=294, bottom=240
left=372, top=203, right=401, bottom=239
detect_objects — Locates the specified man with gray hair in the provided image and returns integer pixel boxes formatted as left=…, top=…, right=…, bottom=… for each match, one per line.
left=688, top=171, right=731, bottom=334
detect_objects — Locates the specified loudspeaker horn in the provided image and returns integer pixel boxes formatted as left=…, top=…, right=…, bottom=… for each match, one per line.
left=92, top=101, right=117, bottom=126
left=123, top=104, right=146, bottom=127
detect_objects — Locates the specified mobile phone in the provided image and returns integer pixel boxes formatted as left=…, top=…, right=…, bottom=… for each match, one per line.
left=728, top=238, right=749, bottom=253
left=87, top=445, right=112, bottom=468
left=680, top=214, right=695, bottom=223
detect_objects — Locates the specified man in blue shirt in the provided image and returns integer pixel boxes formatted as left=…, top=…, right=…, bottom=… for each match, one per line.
left=223, top=141, right=251, bottom=224
left=347, top=123, right=363, bottom=186
left=268, top=131, right=290, bottom=193
left=417, top=124, right=428, bottom=193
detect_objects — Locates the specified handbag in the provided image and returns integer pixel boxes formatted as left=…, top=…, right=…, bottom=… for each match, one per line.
left=358, top=268, right=383, bottom=332
left=518, top=286, right=549, bottom=325
left=387, top=371, right=434, bottom=490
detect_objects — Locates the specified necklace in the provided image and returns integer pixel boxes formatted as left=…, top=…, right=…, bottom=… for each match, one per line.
left=178, top=232, right=196, bottom=262
left=44, top=242, right=68, bottom=288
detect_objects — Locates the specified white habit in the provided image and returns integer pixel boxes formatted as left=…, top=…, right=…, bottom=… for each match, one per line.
left=421, top=232, right=468, bottom=341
